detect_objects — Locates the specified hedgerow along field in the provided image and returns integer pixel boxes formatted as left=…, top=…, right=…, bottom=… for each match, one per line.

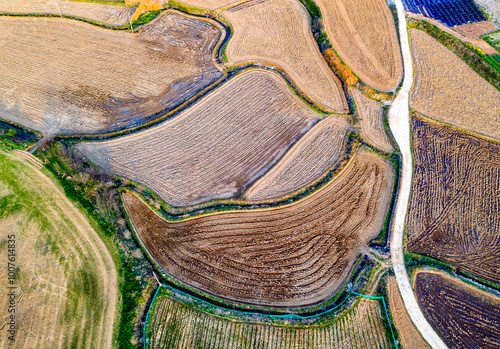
left=0, top=10, right=223, bottom=135
left=0, top=150, right=118, bottom=348
left=351, top=89, right=393, bottom=153
left=402, top=0, right=486, bottom=27
left=407, top=115, right=500, bottom=284
left=415, top=270, right=500, bottom=349
left=314, top=0, right=403, bottom=92
left=77, top=69, right=322, bottom=208
left=244, top=116, right=349, bottom=202
left=410, top=28, right=500, bottom=141
left=0, top=0, right=136, bottom=25
left=222, top=0, right=347, bottom=112
left=145, top=290, right=393, bottom=348
left=122, top=149, right=394, bottom=307
left=387, top=276, right=430, bottom=349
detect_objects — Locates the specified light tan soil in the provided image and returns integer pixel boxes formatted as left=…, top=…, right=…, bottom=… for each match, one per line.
left=77, top=69, right=323, bottom=207
left=314, top=0, right=403, bottom=92
left=222, top=0, right=347, bottom=112
left=410, top=28, right=500, bottom=141
left=244, top=115, right=349, bottom=201
left=387, top=276, right=430, bottom=349
left=352, top=89, right=393, bottom=153
left=0, top=10, right=223, bottom=135
left=0, top=0, right=136, bottom=25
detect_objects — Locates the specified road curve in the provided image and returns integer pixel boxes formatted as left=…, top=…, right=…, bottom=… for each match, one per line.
left=387, top=1, right=448, bottom=348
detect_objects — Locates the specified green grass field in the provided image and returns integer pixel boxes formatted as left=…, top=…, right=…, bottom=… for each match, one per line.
left=0, top=150, right=118, bottom=348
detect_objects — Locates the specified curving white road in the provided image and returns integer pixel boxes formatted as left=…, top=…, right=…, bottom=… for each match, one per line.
left=388, top=1, right=448, bottom=348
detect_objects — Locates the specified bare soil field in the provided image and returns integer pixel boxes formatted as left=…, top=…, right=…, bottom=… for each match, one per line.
left=314, top=0, right=403, bottom=92
left=146, top=292, right=391, bottom=348
left=410, top=28, right=500, bottom=141
left=352, top=89, right=393, bottom=153
left=387, top=276, right=430, bottom=349
left=244, top=116, right=349, bottom=202
left=0, top=11, right=223, bottom=135
left=455, top=20, right=498, bottom=40
left=415, top=271, right=500, bottom=349
left=407, top=115, right=500, bottom=283
left=122, top=149, right=394, bottom=306
left=171, top=0, right=241, bottom=10
left=0, top=0, right=136, bottom=25
left=0, top=150, right=117, bottom=348
left=77, top=70, right=322, bottom=207
left=222, top=0, right=347, bottom=112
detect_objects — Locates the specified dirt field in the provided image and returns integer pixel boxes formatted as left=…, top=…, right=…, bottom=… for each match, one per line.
left=146, top=292, right=391, bottom=348
left=222, top=0, right=347, bottom=112
left=78, top=69, right=322, bottom=207
left=415, top=271, right=500, bottom=349
left=0, top=150, right=117, bottom=348
left=455, top=20, right=498, bottom=40
left=0, top=11, right=223, bottom=135
left=387, top=276, right=429, bottom=349
left=407, top=115, right=500, bottom=283
left=122, top=149, right=394, bottom=306
left=172, top=0, right=240, bottom=10
left=0, top=0, right=136, bottom=25
left=410, top=28, right=500, bottom=141
left=244, top=116, right=349, bottom=201
left=352, top=89, right=393, bottom=153
left=314, top=0, right=402, bottom=92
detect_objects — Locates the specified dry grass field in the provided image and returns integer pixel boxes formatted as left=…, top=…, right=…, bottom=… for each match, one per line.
left=77, top=70, right=322, bottom=207
left=0, top=0, right=136, bottom=25
left=244, top=116, right=349, bottom=202
left=171, top=0, right=240, bottom=10
left=410, top=28, right=500, bottom=141
left=146, top=292, right=391, bottom=348
left=222, top=0, right=347, bottom=112
left=122, top=149, right=394, bottom=306
left=387, top=276, right=430, bottom=349
left=352, top=89, right=393, bottom=153
left=0, top=150, right=117, bottom=348
left=415, top=271, right=500, bottom=349
left=0, top=11, right=223, bottom=135
left=314, top=0, right=402, bottom=92
left=407, top=115, right=500, bottom=283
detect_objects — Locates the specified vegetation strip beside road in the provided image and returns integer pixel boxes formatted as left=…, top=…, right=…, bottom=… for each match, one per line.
left=388, top=1, right=447, bottom=348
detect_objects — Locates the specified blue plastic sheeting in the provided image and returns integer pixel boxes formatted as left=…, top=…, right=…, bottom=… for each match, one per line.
left=403, top=0, right=486, bottom=27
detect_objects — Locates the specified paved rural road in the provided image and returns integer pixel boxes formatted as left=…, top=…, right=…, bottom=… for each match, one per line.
left=388, top=1, right=448, bottom=348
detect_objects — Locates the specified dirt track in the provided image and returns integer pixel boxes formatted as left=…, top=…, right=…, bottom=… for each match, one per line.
left=388, top=1, right=447, bottom=348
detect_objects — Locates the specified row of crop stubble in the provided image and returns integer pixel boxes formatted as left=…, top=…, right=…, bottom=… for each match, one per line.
left=122, top=149, right=395, bottom=307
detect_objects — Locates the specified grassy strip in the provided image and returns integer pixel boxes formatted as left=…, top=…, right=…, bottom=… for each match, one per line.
left=485, top=54, right=500, bottom=72
left=0, top=121, right=39, bottom=150
left=404, top=252, right=455, bottom=274
left=408, top=18, right=500, bottom=90
left=37, top=141, right=155, bottom=348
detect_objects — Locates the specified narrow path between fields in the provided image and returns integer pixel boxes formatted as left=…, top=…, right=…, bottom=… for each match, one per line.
left=388, top=1, right=448, bottom=348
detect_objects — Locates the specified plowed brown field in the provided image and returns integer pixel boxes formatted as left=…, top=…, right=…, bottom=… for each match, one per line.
left=0, top=0, right=135, bottom=25
left=0, top=11, right=223, bottom=135
left=352, top=89, right=393, bottom=153
left=387, top=276, right=430, bottom=349
left=410, top=28, right=500, bottom=141
left=314, top=0, right=402, bottom=92
left=415, top=271, right=500, bottom=349
left=147, top=292, right=391, bottom=348
left=244, top=116, right=349, bottom=201
left=407, top=115, right=500, bottom=283
left=122, top=149, right=394, bottom=306
left=223, top=0, right=347, bottom=112
left=77, top=70, right=321, bottom=207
